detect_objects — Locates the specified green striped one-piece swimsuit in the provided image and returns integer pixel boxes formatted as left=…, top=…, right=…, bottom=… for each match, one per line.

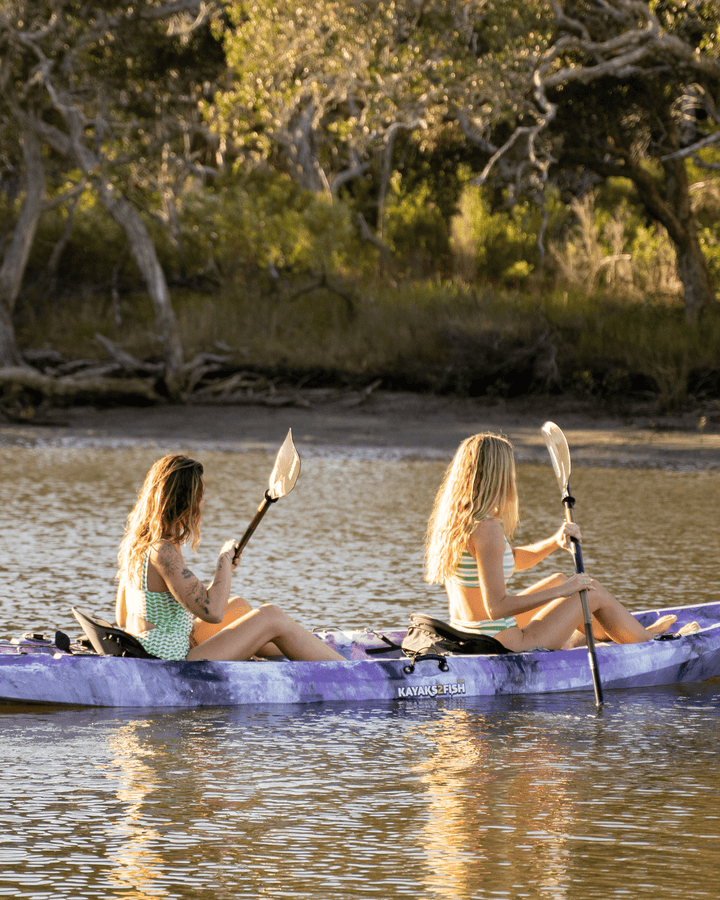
left=134, top=553, right=195, bottom=660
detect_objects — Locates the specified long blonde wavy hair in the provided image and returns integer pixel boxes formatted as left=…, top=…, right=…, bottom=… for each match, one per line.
left=117, top=455, right=205, bottom=586
left=425, top=433, right=519, bottom=584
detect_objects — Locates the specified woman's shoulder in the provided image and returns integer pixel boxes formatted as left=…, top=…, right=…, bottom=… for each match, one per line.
left=470, top=517, right=506, bottom=548
left=148, top=540, right=183, bottom=569
left=473, top=516, right=504, bottom=536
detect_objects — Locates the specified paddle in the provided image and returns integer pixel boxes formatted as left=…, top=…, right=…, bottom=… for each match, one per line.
left=541, top=421, right=604, bottom=707
left=232, top=428, right=301, bottom=563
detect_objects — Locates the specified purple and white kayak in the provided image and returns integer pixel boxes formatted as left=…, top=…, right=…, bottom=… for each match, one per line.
left=0, top=602, right=719, bottom=708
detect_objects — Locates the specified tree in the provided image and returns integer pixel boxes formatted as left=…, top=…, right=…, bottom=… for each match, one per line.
left=0, top=129, right=45, bottom=366
left=462, top=0, right=720, bottom=319
left=213, top=0, right=489, bottom=241
left=0, top=0, right=225, bottom=394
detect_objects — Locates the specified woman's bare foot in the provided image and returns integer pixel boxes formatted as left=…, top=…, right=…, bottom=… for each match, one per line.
left=646, top=614, right=677, bottom=636
left=677, top=621, right=701, bottom=636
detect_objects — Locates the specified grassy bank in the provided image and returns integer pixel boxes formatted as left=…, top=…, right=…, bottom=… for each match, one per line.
left=15, top=270, right=720, bottom=419
left=8, top=171, right=720, bottom=419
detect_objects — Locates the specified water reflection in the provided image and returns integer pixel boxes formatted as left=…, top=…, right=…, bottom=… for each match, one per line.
left=407, top=687, right=720, bottom=900
left=412, top=704, right=575, bottom=897
left=107, top=722, right=171, bottom=898
left=2, top=445, right=720, bottom=899
left=0, top=688, right=720, bottom=899
left=84, top=705, right=439, bottom=898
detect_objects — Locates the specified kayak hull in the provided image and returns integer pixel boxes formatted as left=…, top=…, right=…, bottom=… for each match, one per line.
left=1, top=602, right=719, bottom=708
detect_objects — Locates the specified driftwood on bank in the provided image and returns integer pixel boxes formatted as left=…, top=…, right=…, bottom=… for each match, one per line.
left=0, top=336, right=387, bottom=422
left=0, top=365, right=162, bottom=402
left=94, top=334, right=164, bottom=376
left=0, top=324, right=567, bottom=423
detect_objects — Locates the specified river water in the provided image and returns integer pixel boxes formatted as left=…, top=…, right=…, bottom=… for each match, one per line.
left=1, top=440, right=719, bottom=899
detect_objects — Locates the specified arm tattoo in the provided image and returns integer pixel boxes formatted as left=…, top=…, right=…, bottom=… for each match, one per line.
left=194, top=587, right=210, bottom=615
left=157, top=542, right=179, bottom=576
left=156, top=544, right=210, bottom=616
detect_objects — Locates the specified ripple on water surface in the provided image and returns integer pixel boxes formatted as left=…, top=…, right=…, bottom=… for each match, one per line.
left=2, top=446, right=720, bottom=899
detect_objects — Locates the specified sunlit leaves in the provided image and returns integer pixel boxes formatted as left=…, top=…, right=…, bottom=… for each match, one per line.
left=214, top=0, right=545, bottom=192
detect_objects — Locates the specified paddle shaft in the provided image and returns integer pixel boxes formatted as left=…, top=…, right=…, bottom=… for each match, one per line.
left=233, top=492, right=278, bottom=563
left=562, top=488, right=604, bottom=707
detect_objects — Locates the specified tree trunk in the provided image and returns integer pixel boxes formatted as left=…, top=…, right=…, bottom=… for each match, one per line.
left=94, top=179, right=186, bottom=397
left=663, top=157, right=715, bottom=322
left=25, top=114, right=187, bottom=397
left=0, top=304, right=22, bottom=368
left=0, top=129, right=46, bottom=367
left=624, top=153, right=715, bottom=322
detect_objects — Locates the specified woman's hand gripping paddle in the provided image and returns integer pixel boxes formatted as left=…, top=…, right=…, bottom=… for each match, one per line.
left=541, top=421, right=604, bottom=707
left=232, top=429, right=301, bottom=563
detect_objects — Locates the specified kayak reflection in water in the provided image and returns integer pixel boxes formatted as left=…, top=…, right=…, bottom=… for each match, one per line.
left=115, top=454, right=344, bottom=662
left=424, top=433, right=678, bottom=652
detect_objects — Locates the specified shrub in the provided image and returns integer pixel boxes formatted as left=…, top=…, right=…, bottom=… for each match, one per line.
left=452, top=183, right=567, bottom=285
left=182, top=172, right=374, bottom=276
left=384, top=180, right=451, bottom=273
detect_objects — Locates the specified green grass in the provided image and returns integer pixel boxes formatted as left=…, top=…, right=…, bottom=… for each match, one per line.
left=17, top=271, right=720, bottom=415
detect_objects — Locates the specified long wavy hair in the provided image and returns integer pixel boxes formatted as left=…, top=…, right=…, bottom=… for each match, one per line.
left=117, top=455, right=204, bottom=586
left=425, top=433, right=519, bottom=584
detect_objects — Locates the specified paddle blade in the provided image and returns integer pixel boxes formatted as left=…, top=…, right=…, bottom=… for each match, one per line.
left=267, top=428, right=301, bottom=500
left=541, top=421, right=571, bottom=495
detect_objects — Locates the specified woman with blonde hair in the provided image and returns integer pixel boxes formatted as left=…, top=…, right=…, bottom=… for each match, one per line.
left=425, top=433, right=675, bottom=652
left=115, top=454, right=343, bottom=661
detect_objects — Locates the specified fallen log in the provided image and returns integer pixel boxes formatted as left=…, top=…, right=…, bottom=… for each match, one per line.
left=95, top=333, right=163, bottom=376
left=0, top=366, right=162, bottom=402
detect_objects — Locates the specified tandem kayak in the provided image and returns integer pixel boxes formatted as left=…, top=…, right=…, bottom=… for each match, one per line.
left=1, top=601, right=719, bottom=708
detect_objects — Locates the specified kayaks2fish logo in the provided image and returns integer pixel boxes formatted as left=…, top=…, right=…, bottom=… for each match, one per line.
left=397, top=680, right=466, bottom=699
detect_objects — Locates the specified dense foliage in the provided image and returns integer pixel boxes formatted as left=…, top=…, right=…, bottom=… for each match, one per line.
left=1, top=0, right=719, bottom=410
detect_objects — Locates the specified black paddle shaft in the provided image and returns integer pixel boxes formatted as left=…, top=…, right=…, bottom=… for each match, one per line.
left=562, top=488, right=605, bottom=706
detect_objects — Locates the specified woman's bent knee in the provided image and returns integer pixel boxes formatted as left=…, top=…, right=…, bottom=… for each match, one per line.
left=257, top=603, right=288, bottom=627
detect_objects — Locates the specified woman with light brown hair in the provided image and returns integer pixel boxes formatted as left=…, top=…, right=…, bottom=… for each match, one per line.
left=115, top=454, right=343, bottom=661
left=425, top=433, right=676, bottom=652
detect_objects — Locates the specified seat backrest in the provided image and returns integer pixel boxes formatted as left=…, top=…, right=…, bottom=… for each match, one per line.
left=71, top=607, right=158, bottom=659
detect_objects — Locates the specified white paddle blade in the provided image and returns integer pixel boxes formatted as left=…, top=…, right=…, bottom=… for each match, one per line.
left=267, top=429, right=301, bottom=499
left=541, top=421, right=571, bottom=494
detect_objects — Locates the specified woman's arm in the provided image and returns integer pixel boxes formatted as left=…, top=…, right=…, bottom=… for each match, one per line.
left=115, top=578, right=127, bottom=628
left=472, top=519, right=590, bottom=619
left=152, top=539, right=239, bottom=624
left=511, top=522, right=579, bottom=571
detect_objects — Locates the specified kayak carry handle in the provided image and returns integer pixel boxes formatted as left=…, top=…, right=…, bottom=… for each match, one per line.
left=403, top=653, right=450, bottom=674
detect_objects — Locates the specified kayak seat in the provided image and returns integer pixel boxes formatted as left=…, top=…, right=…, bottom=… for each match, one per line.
left=71, top=607, right=159, bottom=659
left=401, top=614, right=512, bottom=658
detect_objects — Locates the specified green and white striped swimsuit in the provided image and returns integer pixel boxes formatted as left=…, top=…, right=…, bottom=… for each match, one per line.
left=448, top=537, right=518, bottom=637
left=134, top=553, right=195, bottom=660
left=452, top=541, right=515, bottom=586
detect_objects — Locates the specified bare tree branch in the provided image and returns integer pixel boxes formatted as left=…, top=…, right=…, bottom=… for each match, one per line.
left=462, top=0, right=720, bottom=319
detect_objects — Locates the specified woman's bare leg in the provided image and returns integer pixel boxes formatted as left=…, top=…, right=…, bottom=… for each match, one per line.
left=500, top=579, right=674, bottom=652
left=187, top=603, right=344, bottom=661
left=513, top=574, right=674, bottom=648
left=191, top=597, right=281, bottom=656
left=566, top=613, right=677, bottom=648
left=515, top=575, right=612, bottom=642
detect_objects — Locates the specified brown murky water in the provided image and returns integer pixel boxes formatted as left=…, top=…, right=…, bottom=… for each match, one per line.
left=1, top=444, right=719, bottom=899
